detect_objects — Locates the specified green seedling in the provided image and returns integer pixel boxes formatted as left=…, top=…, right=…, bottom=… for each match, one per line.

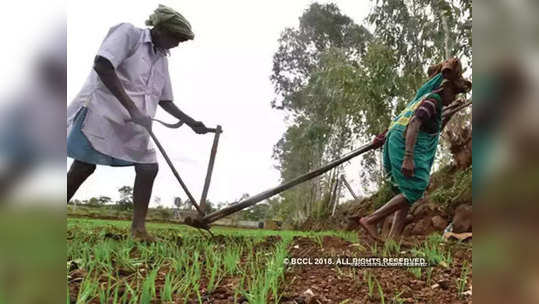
left=456, top=262, right=470, bottom=299
left=408, top=267, right=422, bottom=279
left=376, top=278, right=385, bottom=304
left=391, top=290, right=405, bottom=304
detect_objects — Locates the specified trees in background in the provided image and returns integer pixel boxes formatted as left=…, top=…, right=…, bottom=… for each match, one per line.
left=116, top=185, right=133, bottom=210
left=97, top=196, right=112, bottom=205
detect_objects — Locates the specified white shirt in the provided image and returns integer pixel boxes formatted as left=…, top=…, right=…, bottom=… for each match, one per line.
left=67, top=23, right=174, bottom=163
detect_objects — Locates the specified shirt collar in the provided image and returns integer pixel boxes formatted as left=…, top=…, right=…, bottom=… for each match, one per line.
left=143, top=29, right=170, bottom=56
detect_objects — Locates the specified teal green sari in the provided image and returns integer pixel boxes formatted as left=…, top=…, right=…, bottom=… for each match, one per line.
left=383, top=73, right=444, bottom=204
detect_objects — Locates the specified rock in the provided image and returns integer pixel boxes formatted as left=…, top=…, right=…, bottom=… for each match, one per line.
left=411, top=218, right=433, bottom=235
left=453, top=204, right=472, bottom=233
left=303, top=289, right=315, bottom=304
left=293, top=297, right=306, bottom=304
left=402, top=223, right=414, bottom=236
left=431, top=215, right=448, bottom=231
left=68, top=260, right=80, bottom=272
left=411, top=201, right=437, bottom=217
left=216, top=293, right=227, bottom=299
left=346, top=215, right=361, bottom=231
left=438, top=279, right=450, bottom=290
left=443, top=232, right=472, bottom=241
left=405, top=214, right=414, bottom=225
left=401, top=288, right=413, bottom=298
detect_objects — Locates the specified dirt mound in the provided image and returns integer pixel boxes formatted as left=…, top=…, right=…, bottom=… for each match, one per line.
left=210, top=235, right=248, bottom=245
left=322, top=235, right=351, bottom=250
left=253, top=235, right=282, bottom=251
left=289, top=237, right=322, bottom=256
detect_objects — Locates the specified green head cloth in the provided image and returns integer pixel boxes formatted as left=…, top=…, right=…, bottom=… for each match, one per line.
left=146, top=4, right=194, bottom=40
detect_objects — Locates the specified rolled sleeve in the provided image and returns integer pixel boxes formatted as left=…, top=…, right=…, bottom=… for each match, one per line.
left=96, top=23, right=139, bottom=69
left=414, top=98, right=438, bottom=122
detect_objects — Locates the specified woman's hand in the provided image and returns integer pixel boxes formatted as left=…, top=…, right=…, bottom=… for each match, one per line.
left=130, top=109, right=152, bottom=132
left=401, top=155, right=415, bottom=178
left=191, top=121, right=209, bottom=134
left=372, top=129, right=388, bottom=149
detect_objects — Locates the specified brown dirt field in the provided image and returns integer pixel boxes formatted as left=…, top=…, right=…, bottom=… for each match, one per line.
left=68, top=225, right=471, bottom=303
left=280, top=234, right=472, bottom=304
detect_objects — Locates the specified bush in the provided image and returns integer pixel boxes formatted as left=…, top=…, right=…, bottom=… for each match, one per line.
left=155, top=208, right=174, bottom=220
left=430, top=166, right=472, bottom=209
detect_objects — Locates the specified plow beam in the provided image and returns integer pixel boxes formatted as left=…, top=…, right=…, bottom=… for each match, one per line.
left=200, top=142, right=376, bottom=225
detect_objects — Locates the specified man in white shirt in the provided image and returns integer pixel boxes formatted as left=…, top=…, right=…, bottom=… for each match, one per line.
left=67, top=5, right=208, bottom=241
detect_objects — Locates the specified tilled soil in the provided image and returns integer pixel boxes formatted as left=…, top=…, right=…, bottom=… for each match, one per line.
left=280, top=234, right=472, bottom=304
left=68, top=225, right=471, bottom=304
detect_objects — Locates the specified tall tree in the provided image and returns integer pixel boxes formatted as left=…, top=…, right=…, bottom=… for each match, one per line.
left=270, top=3, right=372, bottom=222
left=97, top=196, right=112, bottom=205
left=367, top=0, right=472, bottom=102
left=271, top=3, right=372, bottom=111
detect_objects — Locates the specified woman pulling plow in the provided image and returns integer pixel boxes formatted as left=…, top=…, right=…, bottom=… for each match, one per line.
left=359, top=58, right=472, bottom=241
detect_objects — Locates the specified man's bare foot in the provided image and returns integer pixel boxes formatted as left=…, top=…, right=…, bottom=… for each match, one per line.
left=131, top=229, right=156, bottom=242
left=359, top=217, right=380, bottom=241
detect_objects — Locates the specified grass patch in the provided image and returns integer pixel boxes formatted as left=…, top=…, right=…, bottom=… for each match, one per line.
left=67, top=217, right=352, bottom=303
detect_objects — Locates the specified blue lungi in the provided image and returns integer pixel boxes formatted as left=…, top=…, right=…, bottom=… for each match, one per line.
left=67, top=107, right=134, bottom=166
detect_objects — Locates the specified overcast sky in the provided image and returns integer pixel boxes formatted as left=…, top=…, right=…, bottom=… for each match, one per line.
left=68, top=0, right=373, bottom=207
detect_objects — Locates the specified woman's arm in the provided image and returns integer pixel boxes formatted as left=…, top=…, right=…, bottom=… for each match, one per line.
left=402, top=116, right=422, bottom=178
left=158, top=100, right=208, bottom=134
left=93, top=56, right=152, bottom=130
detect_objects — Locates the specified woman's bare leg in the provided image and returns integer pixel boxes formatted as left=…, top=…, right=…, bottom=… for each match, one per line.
left=359, top=193, right=409, bottom=240
left=388, top=204, right=410, bottom=239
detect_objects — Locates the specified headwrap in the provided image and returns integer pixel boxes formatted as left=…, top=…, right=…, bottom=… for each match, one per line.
left=145, top=4, right=194, bottom=40
left=428, top=57, right=472, bottom=94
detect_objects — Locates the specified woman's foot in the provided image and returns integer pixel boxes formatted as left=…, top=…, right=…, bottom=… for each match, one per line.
left=359, top=217, right=380, bottom=241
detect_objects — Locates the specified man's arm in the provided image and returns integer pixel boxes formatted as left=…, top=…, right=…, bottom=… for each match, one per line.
left=158, top=100, right=196, bottom=125
left=93, top=56, right=152, bottom=130
left=402, top=116, right=422, bottom=178
left=158, top=100, right=208, bottom=134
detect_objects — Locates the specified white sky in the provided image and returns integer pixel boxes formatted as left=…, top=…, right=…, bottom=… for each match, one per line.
left=68, top=0, right=373, bottom=207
